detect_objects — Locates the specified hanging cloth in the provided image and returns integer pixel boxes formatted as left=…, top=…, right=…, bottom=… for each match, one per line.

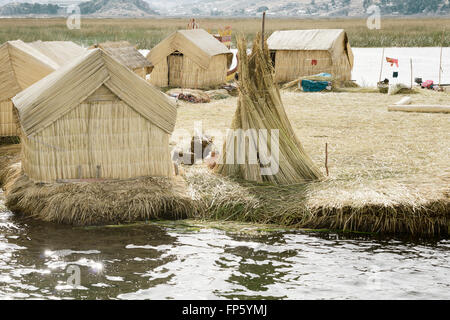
left=386, top=57, right=399, bottom=67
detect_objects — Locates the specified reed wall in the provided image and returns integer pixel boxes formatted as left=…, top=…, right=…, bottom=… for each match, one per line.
left=273, top=50, right=352, bottom=83
left=0, top=100, right=18, bottom=136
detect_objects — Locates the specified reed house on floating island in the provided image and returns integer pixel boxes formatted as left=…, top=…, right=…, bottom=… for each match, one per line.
left=267, top=29, right=354, bottom=83
left=0, top=40, right=85, bottom=137
left=146, top=29, right=233, bottom=89
left=90, top=41, right=152, bottom=78
left=12, top=49, right=177, bottom=183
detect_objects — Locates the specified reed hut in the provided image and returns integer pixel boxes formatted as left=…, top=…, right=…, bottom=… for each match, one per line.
left=267, top=29, right=354, bottom=83
left=0, top=40, right=85, bottom=137
left=90, top=41, right=152, bottom=78
left=147, top=29, right=233, bottom=89
left=12, top=49, right=177, bottom=183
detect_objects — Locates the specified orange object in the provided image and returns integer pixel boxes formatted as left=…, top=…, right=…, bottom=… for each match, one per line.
left=386, top=57, right=399, bottom=67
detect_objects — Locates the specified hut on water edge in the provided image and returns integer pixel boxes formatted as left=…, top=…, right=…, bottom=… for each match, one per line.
left=90, top=41, right=152, bottom=78
left=0, top=40, right=85, bottom=137
left=147, top=29, right=233, bottom=89
left=267, top=29, right=354, bottom=83
left=12, top=49, right=177, bottom=183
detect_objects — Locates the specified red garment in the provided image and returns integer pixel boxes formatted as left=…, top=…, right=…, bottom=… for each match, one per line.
left=421, top=80, right=433, bottom=88
left=386, top=57, right=399, bottom=67
left=311, top=59, right=317, bottom=66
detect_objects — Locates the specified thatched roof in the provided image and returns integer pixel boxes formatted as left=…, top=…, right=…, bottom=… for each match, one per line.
left=13, top=49, right=177, bottom=136
left=28, top=41, right=86, bottom=67
left=91, top=41, right=152, bottom=70
left=267, top=29, right=353, bottom=67
left=147, top=29, right=233, bottom=69
left=0, top=40, right=60, bottom=100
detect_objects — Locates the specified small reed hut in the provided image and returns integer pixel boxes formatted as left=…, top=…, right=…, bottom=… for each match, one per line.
left=90, top=41, right=152, bottom=78
left=0, top=40, right=85, bottom=137
left=12, top=49, right=177, bottom=183
left=267, top=29, right=354, bottom=83
left=147, top=29, right=233, bottom=89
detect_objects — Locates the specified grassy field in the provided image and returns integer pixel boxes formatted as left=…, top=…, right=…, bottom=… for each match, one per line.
left=0, top=17, right=449, bottom=48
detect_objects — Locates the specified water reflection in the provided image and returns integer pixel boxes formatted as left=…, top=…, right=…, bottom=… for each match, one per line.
left=0, top=198, right=449, bottom=300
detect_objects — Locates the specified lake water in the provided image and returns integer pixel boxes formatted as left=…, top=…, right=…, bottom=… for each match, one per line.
left=1, top=194, right=449, bottom=300
left=172, top=47, right=450, bottom=87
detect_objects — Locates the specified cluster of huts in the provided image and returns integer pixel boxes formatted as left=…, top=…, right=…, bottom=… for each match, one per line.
left=0, top=28, right=353, bottom=184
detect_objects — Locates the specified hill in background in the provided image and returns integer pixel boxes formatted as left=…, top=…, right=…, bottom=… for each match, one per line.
left=0, top=0, right=449, bottom=17
left=0, top=0, right=159, bottom=17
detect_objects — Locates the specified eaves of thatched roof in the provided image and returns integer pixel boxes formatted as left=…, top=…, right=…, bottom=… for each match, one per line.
left=13, top=49, right=177, bottom=136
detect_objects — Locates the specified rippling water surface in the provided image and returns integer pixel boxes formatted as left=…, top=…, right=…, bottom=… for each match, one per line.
left=0, top=197, right=449, bottom=300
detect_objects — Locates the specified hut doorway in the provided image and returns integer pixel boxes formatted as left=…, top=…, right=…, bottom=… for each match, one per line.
left=270, top=50, right=276, bottom=68
left=168, top=52, right=184, bottom=87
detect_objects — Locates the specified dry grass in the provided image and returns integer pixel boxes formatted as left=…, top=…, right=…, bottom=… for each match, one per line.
left=1, top=89, right=449, bottom=235
left=0, top=17, right=449, bottom=48
left=175, top=89, right=450, bottom=236
left=4, top=172, right=196, bottom=225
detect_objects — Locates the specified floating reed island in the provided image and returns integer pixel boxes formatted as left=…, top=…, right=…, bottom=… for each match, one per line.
left=0, top=36, right=448, bottom=237
left=1, top=48, right=196, bottom=224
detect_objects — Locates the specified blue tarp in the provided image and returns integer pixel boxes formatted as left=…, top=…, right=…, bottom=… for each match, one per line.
left=301, top=79, right=329, bottom=92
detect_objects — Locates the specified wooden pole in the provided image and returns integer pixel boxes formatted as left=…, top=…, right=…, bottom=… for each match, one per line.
left=378, top=48, right=385, bottom=82
left=325, top=142, right=329, bottom=176
left=439, top=28, right=444, bottom=86
left=261, top=11, right=266, bottom=45
left=410, top=58, right=413, bottom=89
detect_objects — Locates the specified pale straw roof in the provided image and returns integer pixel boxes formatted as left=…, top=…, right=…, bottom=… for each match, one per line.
left=268, top=29, right=346, bottom=51
left=13, top=49, right=177, bottom=136
left=267, top=29, right=354, bottom=68
left=0, top=40, right=60, bottom=99
left=28, top=41, right=86, bottom=67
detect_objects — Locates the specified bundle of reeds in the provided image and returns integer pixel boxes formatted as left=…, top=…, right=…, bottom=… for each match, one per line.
left=215, top=34, right=323, bottom=184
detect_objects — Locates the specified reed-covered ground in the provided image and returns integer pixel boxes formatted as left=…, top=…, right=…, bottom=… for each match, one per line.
left=1, top=90, right=448, bottom=236
left=175, top=89, right=450, bottom=237
left=0, top=17, right=449, bottom=48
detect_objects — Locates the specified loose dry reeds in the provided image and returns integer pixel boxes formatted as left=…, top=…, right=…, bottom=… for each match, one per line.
left=5, top=173, right=197, bottom=225
left=215, top=34, right=323, bottom=184
left=185, top=166, right=449, bottom=237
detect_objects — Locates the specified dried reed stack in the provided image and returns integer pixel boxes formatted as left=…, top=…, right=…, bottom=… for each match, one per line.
left=215, top=35, right=323, bottom=184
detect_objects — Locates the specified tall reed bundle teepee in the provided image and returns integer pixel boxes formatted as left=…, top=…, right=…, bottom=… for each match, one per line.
left=215, top=34, right=323, bottom=184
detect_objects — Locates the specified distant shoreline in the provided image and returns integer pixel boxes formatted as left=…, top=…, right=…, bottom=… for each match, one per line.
left=0, top=17, right=449, bottom=48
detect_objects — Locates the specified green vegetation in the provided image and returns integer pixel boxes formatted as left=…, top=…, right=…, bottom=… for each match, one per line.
left=0, top=17, right=448, bottom=48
